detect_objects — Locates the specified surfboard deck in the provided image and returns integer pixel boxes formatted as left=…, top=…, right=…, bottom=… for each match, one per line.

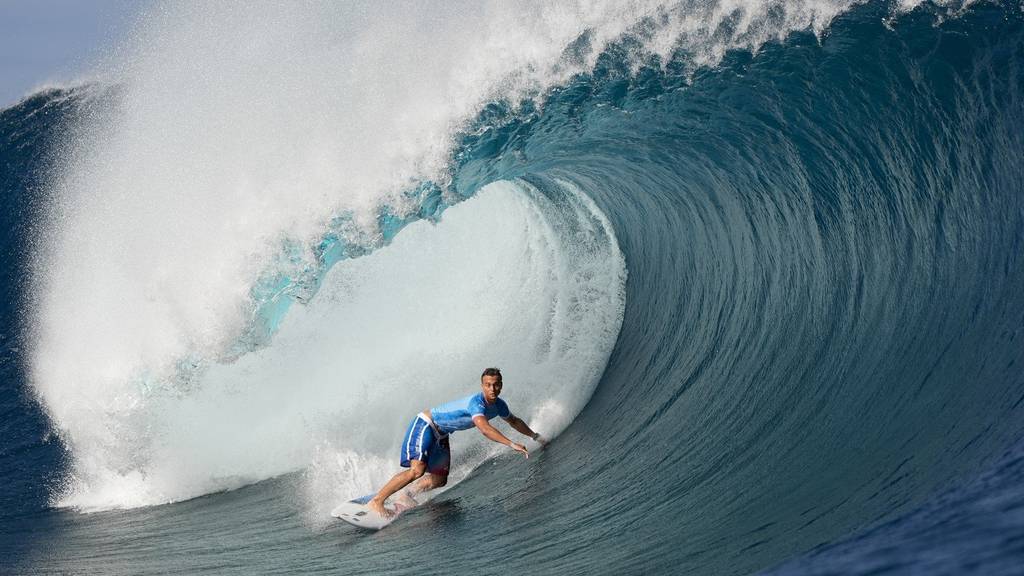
left=331, top=493, right=413, bottom=530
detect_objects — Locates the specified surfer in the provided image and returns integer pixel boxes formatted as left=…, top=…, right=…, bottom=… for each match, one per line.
left=367, top=367, right=545, bottom=518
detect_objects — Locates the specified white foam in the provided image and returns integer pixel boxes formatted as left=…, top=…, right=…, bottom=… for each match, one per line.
left=43, top=180, right=626, bottom=511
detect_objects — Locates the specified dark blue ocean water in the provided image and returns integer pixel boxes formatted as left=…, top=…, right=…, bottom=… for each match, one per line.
left=2, top=2, right=1023, bottom=575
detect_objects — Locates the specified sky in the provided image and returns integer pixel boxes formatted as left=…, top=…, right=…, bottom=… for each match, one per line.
left=0, top=0, right=144, bottom=108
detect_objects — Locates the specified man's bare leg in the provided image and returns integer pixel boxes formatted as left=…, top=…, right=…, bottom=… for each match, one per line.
left=368, top=460, right=426, bottom=518
left=393, top=473, right=447, bottom=508
left=410, top=473, right=448, bottom=495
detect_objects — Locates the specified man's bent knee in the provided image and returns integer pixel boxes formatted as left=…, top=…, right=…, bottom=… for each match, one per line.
left=408, top=461, right=427, bottom=479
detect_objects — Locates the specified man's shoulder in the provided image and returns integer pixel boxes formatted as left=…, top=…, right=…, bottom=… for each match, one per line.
left=467, top=392, right=486, bottom=411
left=434, top=393, right=478, bottom=413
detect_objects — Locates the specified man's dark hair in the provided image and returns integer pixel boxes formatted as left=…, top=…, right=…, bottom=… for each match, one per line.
left=481, top=367, right=502, bottom=381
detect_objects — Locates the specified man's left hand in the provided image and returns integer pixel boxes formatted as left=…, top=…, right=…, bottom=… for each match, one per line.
left=510, top=442, right=529, bottom=458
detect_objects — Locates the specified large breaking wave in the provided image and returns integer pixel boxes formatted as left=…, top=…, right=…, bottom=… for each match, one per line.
left=7, top=1, right=1024, bottom=574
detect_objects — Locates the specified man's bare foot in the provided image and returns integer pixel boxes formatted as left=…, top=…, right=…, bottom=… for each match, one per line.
left=367, top=497, right=393, bottom=518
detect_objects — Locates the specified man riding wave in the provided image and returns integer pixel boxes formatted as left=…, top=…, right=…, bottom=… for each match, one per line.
left=368, top=367, right=545, bottom=517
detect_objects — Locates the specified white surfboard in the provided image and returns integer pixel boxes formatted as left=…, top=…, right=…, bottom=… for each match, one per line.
left=331, top=493, right=413, bottom=530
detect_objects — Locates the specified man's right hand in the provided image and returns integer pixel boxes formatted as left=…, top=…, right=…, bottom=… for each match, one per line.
left=510, top=442, right=529, bottom=458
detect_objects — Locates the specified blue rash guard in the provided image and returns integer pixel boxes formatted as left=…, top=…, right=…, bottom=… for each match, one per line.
left=430, top=392, right=511, bottom=436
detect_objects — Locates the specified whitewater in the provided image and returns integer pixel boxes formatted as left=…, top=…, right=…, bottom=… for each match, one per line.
left=2, top=1, right=1023, bottom=574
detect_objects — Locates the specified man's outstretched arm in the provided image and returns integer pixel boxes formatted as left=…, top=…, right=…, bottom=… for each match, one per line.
left=473, top=415, right=529, bottom=457
left=503, top=415, right=546, bottom=445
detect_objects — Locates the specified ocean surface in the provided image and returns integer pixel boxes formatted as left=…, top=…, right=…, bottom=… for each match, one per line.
left=2, top=1, right=1023, bottom=574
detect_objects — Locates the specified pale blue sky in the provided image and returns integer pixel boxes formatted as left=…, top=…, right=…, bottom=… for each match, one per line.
left=0, top=0, right=145, bottom=108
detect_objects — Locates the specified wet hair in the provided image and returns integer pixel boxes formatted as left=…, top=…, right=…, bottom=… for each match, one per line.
left=481, top=367, right=502, bottom=381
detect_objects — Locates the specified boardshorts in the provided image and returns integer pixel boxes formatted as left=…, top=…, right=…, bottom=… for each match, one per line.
left=399, top=413, right=450, bottom=476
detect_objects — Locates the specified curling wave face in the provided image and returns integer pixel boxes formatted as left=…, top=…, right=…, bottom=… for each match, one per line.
left=28, top=0, right=858, bottom=513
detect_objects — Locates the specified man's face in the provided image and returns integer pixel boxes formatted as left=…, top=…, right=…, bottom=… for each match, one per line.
left=481, top=375, right=502, bottom=403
